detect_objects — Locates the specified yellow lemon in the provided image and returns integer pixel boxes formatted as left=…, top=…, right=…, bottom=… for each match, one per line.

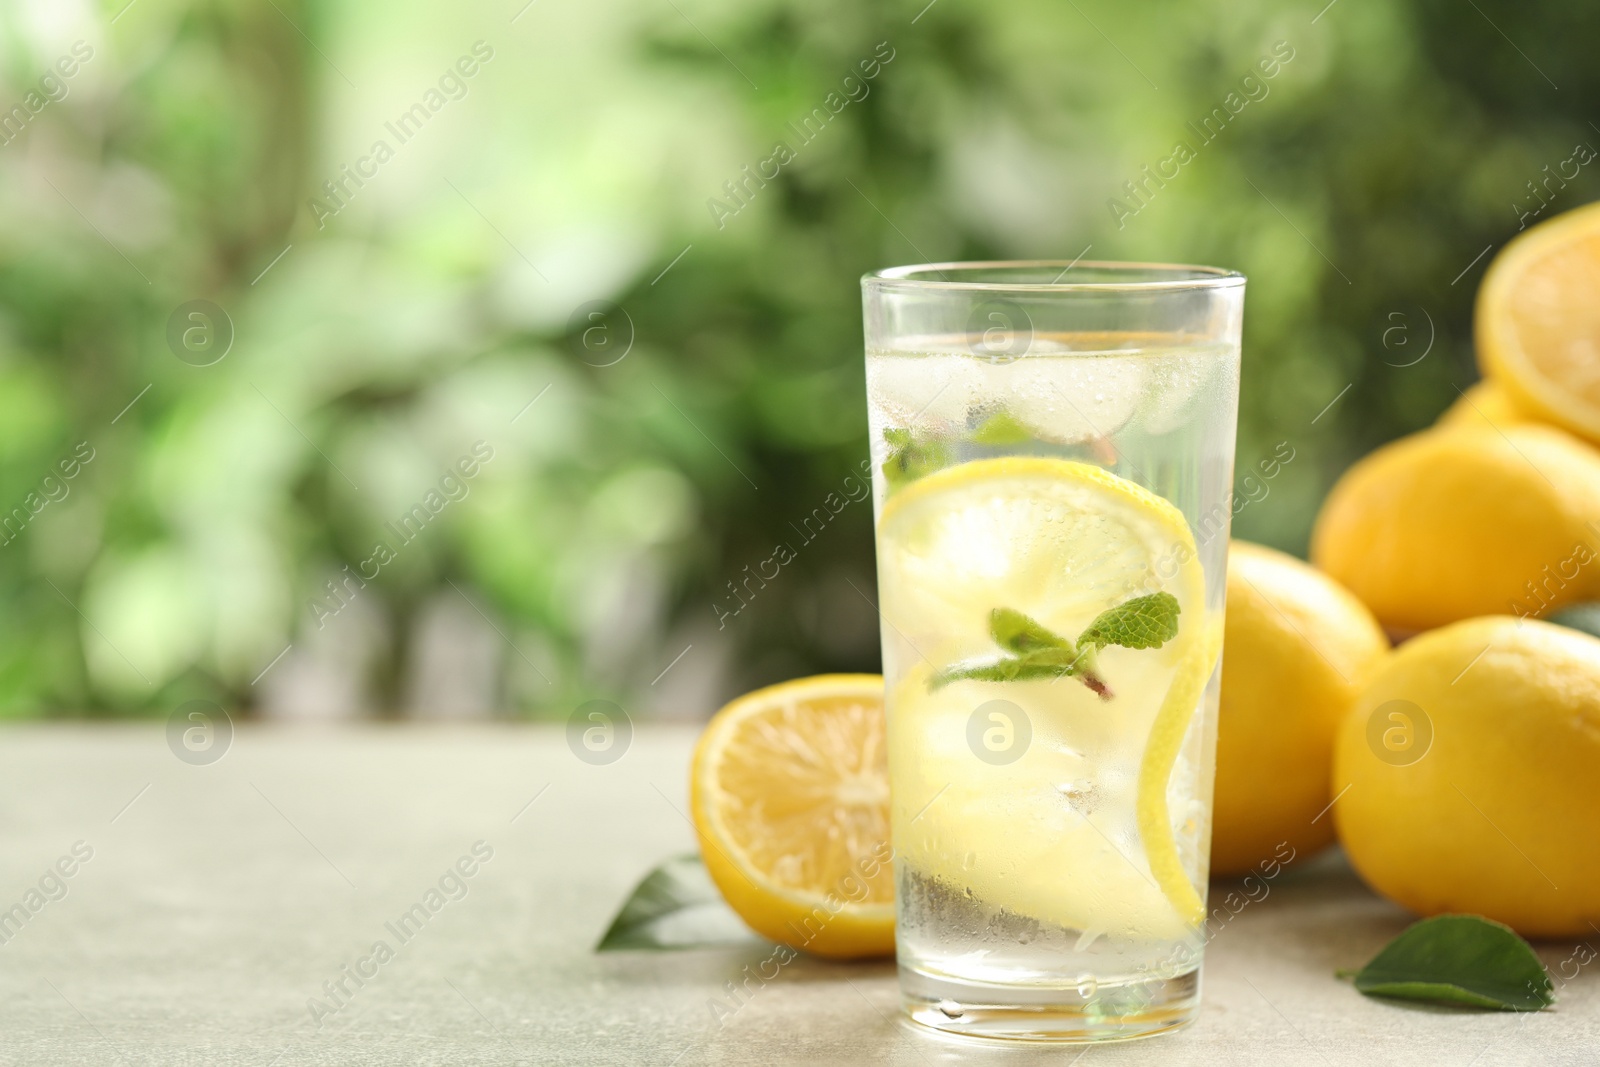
left=1311, top=424, right=1600, bottom=632
left=690, top=674, right=895, bottom=959
left=1333, top=616, right=1600, bottom=938
left=1477, top=200, right=1600, bottom=445
left=1211, top=542, right=1388, bottom=877
left=1434, top=380, right=1533, bottom=432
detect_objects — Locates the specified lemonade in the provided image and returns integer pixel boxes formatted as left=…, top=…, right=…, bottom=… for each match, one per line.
left=862, top=263, right=1243, bottom=1041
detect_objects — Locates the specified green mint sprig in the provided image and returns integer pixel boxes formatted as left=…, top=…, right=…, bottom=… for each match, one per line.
left=880, top=412, right=1032, bottom=492
left=929, top=593, right=1181, bottom=700
left=966, top=410, right=1032, bottom=445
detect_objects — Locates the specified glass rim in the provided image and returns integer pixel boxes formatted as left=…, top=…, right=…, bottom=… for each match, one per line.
left=863, top=259, right=1246, bottom=293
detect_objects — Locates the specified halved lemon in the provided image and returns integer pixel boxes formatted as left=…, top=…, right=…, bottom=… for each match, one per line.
left=1477, top=200, right=1600, bottom=443
left=690, top=674, right=895, bottom=959
left=877, top=457, right=1217, bottom=941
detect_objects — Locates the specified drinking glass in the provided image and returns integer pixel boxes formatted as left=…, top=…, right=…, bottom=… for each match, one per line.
left=861, top=261, right=1244, bottom=1041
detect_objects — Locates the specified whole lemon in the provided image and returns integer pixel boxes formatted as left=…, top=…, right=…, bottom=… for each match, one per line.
left=1211, top=542, right=1389, bottom=876
left=1333, top=616, right=1600, bottom=938
left=1311, top=424, right=1600, bottom=632
left=1434, top=381, right=1533, bottom=432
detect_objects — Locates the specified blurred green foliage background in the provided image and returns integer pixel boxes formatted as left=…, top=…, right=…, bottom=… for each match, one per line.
left=0, top=0, right=1595, bottom=718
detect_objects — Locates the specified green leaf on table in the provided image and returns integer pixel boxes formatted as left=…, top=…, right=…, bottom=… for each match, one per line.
left=1350, top=914, right=1554, bottom=1011
left=1078, top=592, right=1181, bottom=651
left=596, top=854, right=764, bottom=952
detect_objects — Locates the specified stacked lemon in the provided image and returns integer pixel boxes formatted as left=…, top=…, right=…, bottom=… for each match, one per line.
left=1314, top=202, right=1600, bottom=632
left=1310, top=203, right=1600, bottom=938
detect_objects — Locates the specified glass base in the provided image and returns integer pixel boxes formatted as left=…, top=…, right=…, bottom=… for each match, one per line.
left=900, top=963, right=1200, bottom=1043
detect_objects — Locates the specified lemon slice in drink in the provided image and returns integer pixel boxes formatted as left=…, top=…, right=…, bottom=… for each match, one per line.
left=878, top=457, right=1216, bottom=941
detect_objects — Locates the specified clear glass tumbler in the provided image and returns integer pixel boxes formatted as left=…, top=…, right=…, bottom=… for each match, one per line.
left=861, top=262, right=1244, bottom=1041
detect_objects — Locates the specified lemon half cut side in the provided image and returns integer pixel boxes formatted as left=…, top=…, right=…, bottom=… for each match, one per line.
left=1477, top=200, right=1600, bottom=444
left=690, top=674, right=896, bottom=959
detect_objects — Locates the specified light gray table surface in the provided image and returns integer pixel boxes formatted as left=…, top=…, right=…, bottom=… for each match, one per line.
left=0, top=724, right=1593, bottom=1066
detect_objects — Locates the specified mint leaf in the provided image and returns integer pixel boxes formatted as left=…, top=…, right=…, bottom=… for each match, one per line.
left=989, top=608, right=1072, bottom=654
left=929, top=594, right=1181, bottom=699
left=931, top=643, right=1100, bottom=688
left=931, top=656, right=1069, bottom=689
left=1351, top=915, right=1553, bottom=1011
left=596, top=854, right=764, bottom=952
left=881, top=428, right=951, bottom=491
left=881, top=414, right=1041, bottom=490
left=969, top=410, right=1032, bottom=445
left=1079, top=593, right=1181, bottom=651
